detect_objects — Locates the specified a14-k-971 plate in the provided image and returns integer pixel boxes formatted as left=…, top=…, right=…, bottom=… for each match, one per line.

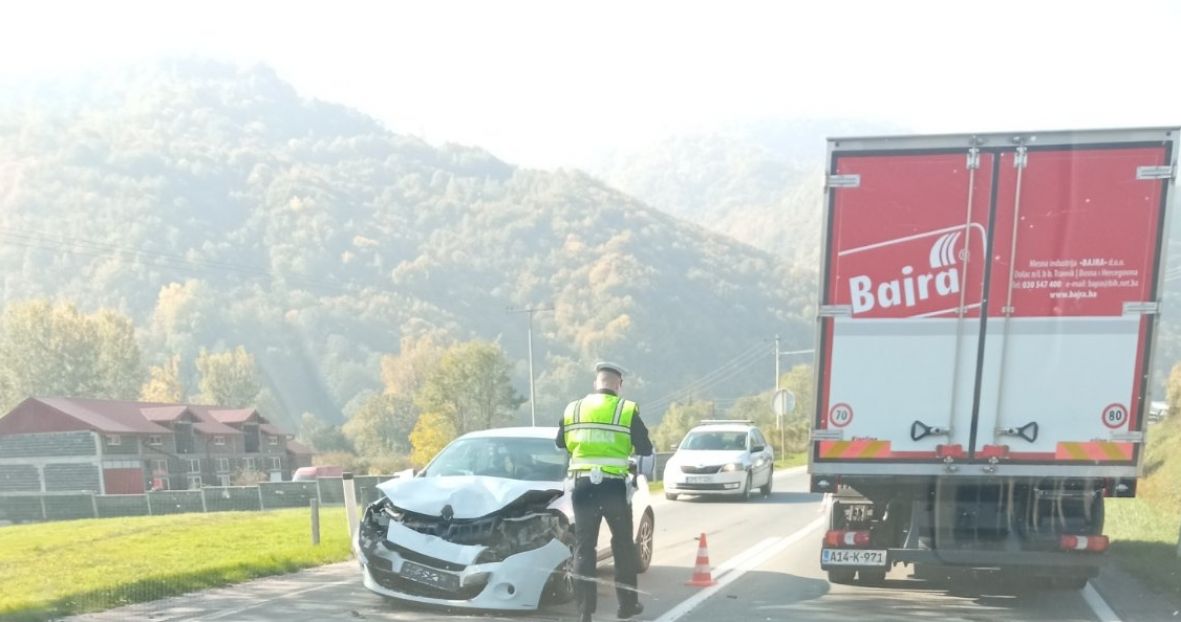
left=821, top=549, right=887, bottom=566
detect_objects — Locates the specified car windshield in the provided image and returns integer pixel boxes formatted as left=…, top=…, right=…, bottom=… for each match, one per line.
left=420, top=436, right=569, bottom=482
left=681, top=431, right=747, bottom=451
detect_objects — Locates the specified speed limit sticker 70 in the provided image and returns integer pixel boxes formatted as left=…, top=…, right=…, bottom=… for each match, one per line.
left=1101, top=403, right=1128, bottom=429
left=829, top=403, right=854, bottom=428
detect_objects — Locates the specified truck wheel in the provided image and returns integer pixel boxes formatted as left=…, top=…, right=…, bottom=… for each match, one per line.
left=828, top=569, right=856, bottom=584
left=858, top=570, right=887, bottom=585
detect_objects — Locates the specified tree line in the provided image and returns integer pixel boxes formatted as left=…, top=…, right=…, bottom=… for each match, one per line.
left=0, top=299, right=522, bottom=472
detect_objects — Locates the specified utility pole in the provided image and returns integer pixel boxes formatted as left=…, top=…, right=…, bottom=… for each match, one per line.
left=508, top=305, right=554, bottom=426
left=774, top=335, right=781, bottom=391
left=775, top=334, right=783, bottom=457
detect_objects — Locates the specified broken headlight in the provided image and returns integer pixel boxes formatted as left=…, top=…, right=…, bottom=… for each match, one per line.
left=476, top=511, right=569, bottom=563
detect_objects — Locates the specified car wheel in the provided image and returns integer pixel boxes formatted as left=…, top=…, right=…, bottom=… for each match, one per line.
left=828, top=569, right=856, bottom=584
left=635, top=511, right=655, bottom=573
left=665, top=492, right=679, bottom=501
left=760, top=468, right=773, bottom=497
left=741, top=472, right=753, bottom=501
left=542, top=552, right=575, bottom=604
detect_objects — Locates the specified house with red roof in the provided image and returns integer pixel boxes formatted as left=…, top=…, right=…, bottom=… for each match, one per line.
left=0, top=397, right=306, bottom=494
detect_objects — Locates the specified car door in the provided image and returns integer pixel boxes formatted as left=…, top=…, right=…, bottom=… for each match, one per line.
left=749, top=430, right=772, bottom=487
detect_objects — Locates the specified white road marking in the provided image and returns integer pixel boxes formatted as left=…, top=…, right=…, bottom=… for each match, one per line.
left=1082, top=583, right=1121, bottom=622
left=654, top=515, right=826, bottom=622
left=192, top=579, right=354, bottom=621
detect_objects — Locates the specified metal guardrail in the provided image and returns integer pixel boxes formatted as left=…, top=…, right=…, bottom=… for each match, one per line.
left=0, top=475, right=396, bottom=524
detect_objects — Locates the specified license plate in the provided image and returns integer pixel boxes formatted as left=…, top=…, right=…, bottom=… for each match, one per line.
left=821, top=549, right=887, bottom=566
left=400, top=560, right=461, bottom=591
left=686, top=476, right=711, bottom=484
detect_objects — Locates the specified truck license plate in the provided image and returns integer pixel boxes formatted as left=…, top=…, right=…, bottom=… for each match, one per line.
left=821, top=549, right=887, bottom=567
left=400, top=560, right=460, bottom=591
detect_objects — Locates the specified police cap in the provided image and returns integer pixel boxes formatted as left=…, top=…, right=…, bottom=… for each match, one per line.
left=595, top=361, right=628, bottom=378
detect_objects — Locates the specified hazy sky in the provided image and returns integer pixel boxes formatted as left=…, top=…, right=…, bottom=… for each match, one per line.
left=3, top=0, right=1179, bottom=168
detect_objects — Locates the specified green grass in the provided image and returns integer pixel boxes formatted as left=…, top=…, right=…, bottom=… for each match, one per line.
left=775, top=452, right=807, bottom=468
left=1106, top=497, right=1181, bottom=600
left=0, top=507, right=353, bottom=621
left=1104, top=413, right=1181, bottom=601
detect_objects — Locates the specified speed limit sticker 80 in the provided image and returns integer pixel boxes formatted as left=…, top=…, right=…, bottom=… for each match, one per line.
left=1101, top=403, right=1128, bottom=429
left=829, top=403, right=854, bottom=428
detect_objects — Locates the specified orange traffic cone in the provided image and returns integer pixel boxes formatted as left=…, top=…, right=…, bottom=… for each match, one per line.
left=686, top=532, right=716, bottom=587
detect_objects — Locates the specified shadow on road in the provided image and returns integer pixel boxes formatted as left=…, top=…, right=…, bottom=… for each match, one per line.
left=691, top=568, right=1092, bottom=621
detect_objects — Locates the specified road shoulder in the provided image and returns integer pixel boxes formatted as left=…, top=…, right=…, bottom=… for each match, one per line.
left=1093, top=560, right=1181, bottom=621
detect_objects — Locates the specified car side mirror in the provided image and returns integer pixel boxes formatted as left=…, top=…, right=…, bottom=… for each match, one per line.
left=751, top=445, right=765, bottom=453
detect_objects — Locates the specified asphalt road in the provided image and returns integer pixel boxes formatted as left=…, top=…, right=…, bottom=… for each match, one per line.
left=68, top=469, right=1118, bottom=622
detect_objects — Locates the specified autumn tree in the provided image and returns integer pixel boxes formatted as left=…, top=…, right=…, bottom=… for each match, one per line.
left=141, top=355, right=185, bottom=402
left=93, top=309, right=144, bottom=400
left=410, top=411, right=457, bottom=468
left=0, top=300, right=143, bottom=411
left=194, top=346, right=262, bottom=407
left=652, top=400, right=713, bottom=451
left=343, top=393, right=417, bottom=456
left=416, top=340, right=524, bottom=434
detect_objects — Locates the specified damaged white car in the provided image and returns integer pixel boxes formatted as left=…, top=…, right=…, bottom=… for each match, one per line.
left=355, top=426, right=655, bottom=611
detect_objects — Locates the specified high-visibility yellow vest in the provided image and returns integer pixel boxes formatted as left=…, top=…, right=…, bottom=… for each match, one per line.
left=563, top=393, right=636, bottom=477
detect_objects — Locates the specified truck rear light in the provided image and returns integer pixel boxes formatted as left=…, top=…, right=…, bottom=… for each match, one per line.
left=935, top=444, right=965, bottom=459
left=824, top=529, right=871, bottom=548
left=1059, top=534, right=1109, bottom=552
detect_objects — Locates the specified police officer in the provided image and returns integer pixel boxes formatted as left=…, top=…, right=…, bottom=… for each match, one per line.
left=556, top=362, right=653, bottom=622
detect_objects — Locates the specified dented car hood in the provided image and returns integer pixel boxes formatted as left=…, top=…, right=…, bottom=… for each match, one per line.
left=377, top=475, right=565, bottom=519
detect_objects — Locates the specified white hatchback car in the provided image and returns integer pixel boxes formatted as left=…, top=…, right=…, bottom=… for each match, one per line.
left=354, top=427, right=654, bottom=611
left=662, top=420, right=774, bottom=501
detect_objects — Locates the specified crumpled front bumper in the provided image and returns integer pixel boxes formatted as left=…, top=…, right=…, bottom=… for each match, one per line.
left=355, top=513, right=570, bottom=610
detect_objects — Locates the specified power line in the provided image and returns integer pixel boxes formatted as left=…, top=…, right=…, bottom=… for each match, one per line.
left=646, top=343, right=773, bottom=414
left=644, top=341, right=770, bottom=409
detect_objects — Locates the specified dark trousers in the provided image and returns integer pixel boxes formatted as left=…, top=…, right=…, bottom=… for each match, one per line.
left=572, top=476, right=639, bottom=616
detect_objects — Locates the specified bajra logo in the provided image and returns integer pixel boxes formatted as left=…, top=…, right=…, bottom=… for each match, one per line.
left=849, top=233, right=963, bottom=314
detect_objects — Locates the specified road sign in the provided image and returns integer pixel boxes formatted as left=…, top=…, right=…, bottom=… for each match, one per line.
left=772, top=389, right=796, bottom=417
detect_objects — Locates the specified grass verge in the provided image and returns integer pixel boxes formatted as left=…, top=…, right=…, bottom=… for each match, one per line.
left=1104, top=413, right=1181, bottom=603
left=1105, top=497, right=1181, bottom=601
left=0, top=507, right=352, bottom=621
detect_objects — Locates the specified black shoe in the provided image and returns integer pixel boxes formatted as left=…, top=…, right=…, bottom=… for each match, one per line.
left=617, top=602, right=644, bottom=619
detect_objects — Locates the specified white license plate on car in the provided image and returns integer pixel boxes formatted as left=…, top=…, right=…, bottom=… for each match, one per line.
left=821, top=549, right=887, bottom=566
left=686, top=476, right=711, bottom=484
